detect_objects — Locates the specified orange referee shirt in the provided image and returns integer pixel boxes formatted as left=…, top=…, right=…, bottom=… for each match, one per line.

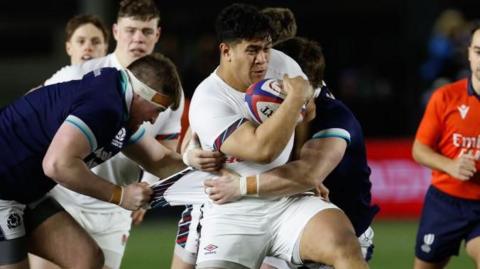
left=416, top=78, right=480, bottom=199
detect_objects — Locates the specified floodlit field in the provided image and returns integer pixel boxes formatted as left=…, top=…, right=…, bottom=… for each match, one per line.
left=122, top=219, right=473, bottom=269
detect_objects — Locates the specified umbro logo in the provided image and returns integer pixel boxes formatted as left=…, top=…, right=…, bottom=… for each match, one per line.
left=457, top=104, right=469, bottom=119
left=204, top=244, right=218, bottom=252
left=204, top=244, right=218, bottom=255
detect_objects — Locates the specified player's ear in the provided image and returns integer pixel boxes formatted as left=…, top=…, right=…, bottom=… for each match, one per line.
left=150, top=26, right=160, bottom=44
left=112, top=23, right=119, bottom=41
left=66, top=42, right=72, bottom=57
left=219, top=43, right=232, bottom=61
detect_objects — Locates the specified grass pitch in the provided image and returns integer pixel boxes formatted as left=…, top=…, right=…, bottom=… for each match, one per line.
left=122, top=219, right=473, bottom=269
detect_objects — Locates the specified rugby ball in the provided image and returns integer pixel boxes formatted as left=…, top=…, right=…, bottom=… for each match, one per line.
left=244, top=78, right=305, bottom=124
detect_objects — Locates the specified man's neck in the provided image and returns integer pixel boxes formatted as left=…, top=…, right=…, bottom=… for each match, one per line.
left=472, top=75, right=480, bottom=95
left=216, top=65, right=246, bottom=93
left=114, top=50, right=130, bottom=68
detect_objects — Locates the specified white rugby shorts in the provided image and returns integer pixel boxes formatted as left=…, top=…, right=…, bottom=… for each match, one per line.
left=62, top=205, right=132, bottom=269
left=263, top=226, right=376, bottom=269
left=196, top=195, right=339, bottom=269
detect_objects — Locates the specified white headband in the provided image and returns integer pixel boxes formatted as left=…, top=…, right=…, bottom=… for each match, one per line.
left=126, top=69, right=171, bottom=109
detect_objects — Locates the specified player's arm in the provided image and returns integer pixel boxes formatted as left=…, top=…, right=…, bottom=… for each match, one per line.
left=206, top=137, right=346, bottom=203
left=263, top=137, right=347, bottom=190
left=221, top=75, right=312, bottom=163
left=131, top=134, right=180, bottom=225
left=158, top=139, right=178, bottom=152
left=292, top=119, right=311, bottom=160
left=413, top=88, right=476, bottom=181
left=42, top=123, right=152, bottom=210
left=412, top=139, right=476, bottom=180
left=135, top=136, right=179, bottom=184
left=122, top=134, right=187, bottom=179
left=292, top=98, right=316, bottom=159
left=181, top=127, right=226, bottom=171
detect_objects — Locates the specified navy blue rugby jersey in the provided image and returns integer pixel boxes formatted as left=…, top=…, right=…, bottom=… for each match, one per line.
left=0, top=68, right=144, bottom=203
left=310, top=85, right=379, bottom=236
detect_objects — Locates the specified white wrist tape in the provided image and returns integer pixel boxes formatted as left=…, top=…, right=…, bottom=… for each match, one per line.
left=239, top=175, right=259, bottom=197
left=239, top=176, right=247, bottom=196
left=118, top=186, right=125, bottom=206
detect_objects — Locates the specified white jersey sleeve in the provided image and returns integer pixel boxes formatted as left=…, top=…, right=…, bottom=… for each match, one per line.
left=189, top=72, right=294, bottom=177
left=267, top=49, right=307, bottom=79
left=44, top=64, right=85, bottom=85
left=189, top=74, right=247, bottom=151
left=44, top=54, right=120, bottom=85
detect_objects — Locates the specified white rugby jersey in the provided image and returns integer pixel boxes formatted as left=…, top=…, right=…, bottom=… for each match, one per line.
left=188, top=49, right=304, bottom=209
left=190, top=72, right=294, bottom=176
left=46, top=53, right=184, bottom=211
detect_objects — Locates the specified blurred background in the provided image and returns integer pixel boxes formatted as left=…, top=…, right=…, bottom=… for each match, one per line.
left=1, top=0, right=479, bottom=268
left=2, top=0, right=479, bottom=136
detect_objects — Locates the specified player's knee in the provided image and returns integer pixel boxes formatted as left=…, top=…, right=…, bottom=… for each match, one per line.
left=465, top=239, right=480, bottom=269
left=326, top=229, right=363, bottom=261
left=468, top=251, right=480, bottom=267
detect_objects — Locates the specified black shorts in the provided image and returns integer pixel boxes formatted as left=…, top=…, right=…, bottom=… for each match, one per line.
left=415, top=186, right=480, bottom=262
left=0, top=196, right=64, bottom=265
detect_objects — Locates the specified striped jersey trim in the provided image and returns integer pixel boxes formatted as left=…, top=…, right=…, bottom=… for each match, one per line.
left=119, top=70, right=131, bottom=121
left=176, top=205, right=194, bottom=247
left=65, top=115, right=98, bottom=151
left=312, top=128, right=351, bottom=145
left=128, top=126, right=146, bottom=144
left=213, top=118, right=247, bottom=151
left=156, top=133, right=180, bottom=140
left=119, top=70, right=128, bottom=94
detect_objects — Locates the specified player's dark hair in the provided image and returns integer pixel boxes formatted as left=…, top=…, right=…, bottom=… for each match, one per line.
left=215, top=3, right=272, bottom=44
left=65, top=14, right=109, bottom=43
left=468, top=20, right=480, bottom=46
left=275, top=37, right=326, bottom=89
left=261, top=7, right=297, bottom=45
left=127, top=53, right=182, bottom=110
left=117, top=0, right=160, bottom=25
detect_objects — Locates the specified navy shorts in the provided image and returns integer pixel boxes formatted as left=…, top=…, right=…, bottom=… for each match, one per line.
left=415, top=186, right=480, bottom=262
left=0, top=197, right=63, bottom=265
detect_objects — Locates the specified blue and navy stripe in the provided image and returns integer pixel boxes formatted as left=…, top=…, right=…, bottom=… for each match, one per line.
left=156, top=133, right=180, bottom=140
left=213, top=118, right=247, bottom=151
left=65, top=115, right=98, bottom=151
left=312, top=128, right=351, bottom=145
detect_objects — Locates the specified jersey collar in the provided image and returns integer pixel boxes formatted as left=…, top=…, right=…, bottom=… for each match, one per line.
left=467, top=75, right=480, bottom=99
